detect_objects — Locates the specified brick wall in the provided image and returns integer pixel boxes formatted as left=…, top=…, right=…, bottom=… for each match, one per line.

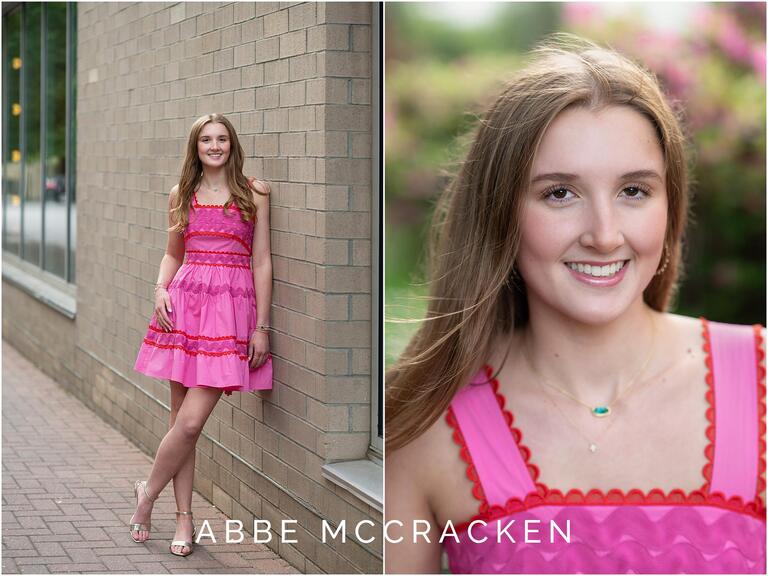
left=3, top=2, right=380, bottom=573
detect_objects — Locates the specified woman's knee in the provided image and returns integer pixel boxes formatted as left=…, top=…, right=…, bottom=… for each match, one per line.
left=174, top=417, right=204, bottom=440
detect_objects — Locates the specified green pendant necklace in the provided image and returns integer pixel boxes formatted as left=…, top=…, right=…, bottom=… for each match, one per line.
left=523, top=314, right=656, bottom=451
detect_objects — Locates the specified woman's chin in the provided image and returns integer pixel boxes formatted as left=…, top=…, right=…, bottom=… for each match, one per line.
left=548, top=295, right=638, bottom=326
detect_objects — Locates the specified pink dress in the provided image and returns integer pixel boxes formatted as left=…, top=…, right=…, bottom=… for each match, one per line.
left=444, top=319, right=765, bottom=573
left=133, top=191, right=273, bottom=396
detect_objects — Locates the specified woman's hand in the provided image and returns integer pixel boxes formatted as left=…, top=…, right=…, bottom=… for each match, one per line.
left=248, top=331, right=270, bottom=369
left=154, top=287, right=174, bottom=332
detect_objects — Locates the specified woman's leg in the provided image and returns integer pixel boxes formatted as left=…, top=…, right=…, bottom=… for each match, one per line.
left=168, top=380, right=196, bottom=554
left=169, top=381, right=195, bottom=508
left=130, top=386, right=222, bottom=542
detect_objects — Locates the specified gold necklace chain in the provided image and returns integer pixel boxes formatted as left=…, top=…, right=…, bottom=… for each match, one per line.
left=535, top=376, right=622, bottom=453
left=524, top=313, right=656, bottom=418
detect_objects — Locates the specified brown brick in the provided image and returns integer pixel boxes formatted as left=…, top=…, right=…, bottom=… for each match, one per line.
left=280, top=82, right=306, bottom=107
left=351, top=25, right=370, bottom=52
left=255, top=85, right=280, bottom=109
left=263, top=9, right=289, bottom=37
left=323, top=2, right=371, bottom=25
left=280, top=132, right=306, bottom=157
left=280, top=30, right=307, bottom=58
left=254, top=37, right=280, bottom=63
left=289, top=3, right=317, bottom=31
left=289, top=53, right=317, bottom=81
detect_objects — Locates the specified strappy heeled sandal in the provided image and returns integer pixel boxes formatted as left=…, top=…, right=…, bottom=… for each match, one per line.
left=129, top=480, right=158, bottom=543
left=169, top=510, right=197, bottom=557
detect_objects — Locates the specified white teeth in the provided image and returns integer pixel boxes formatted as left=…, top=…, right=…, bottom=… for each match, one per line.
left=567, top=261, right=626, bottom=278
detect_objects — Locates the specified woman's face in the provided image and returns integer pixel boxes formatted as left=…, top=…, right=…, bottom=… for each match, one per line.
left=197, top=122, right=231, bottom=169
left=517, top=105, right=668, bottom=325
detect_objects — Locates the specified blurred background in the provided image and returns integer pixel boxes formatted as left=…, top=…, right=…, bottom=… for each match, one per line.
left=385, top=2, right=766, bottom=366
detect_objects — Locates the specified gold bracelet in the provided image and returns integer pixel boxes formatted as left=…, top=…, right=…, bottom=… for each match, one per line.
left=254, top=325, right=270, bottom=333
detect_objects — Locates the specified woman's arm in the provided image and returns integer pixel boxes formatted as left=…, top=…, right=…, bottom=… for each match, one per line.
left=385, top=440, right=443, bottom=574
left=248, top=179, right=272, bottom=368
left=154, top=185, right=186, bottom=331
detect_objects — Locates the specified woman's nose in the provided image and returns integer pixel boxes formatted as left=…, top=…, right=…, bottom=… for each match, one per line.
left=579, top=201, right=625, bottom=253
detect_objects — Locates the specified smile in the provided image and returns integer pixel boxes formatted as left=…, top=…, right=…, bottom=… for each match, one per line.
left=565, top=260, right=627, bottom=278
left=564, top=259, right=630, bottom=287
left=209, top=153, right=222, bottom=158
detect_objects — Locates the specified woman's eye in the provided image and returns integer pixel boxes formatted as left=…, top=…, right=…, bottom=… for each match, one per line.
left=621, top=185, right=650, bottom=199
left=543, top=186, right=575, bottom=203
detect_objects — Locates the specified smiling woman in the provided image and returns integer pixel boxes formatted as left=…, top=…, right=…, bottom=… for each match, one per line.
left=131, top=113, right=273, bottom=558
left=385, top=34, right=766, bottom=574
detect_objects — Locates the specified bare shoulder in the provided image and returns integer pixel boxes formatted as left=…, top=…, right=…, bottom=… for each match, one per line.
left=388, top=408, right=457, bottom=487
left=390, top=410, right=444, bottom=468
left=248, top=177, right=270, bottom=195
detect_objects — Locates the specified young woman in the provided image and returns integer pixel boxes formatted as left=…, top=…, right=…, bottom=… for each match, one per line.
left=385, top=36, right=765, bottom=574
left=131, top=113, right=273, bottom=557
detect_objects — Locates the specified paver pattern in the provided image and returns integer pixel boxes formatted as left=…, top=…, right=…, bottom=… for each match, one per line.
left=2, top=341, right=297, bottom=574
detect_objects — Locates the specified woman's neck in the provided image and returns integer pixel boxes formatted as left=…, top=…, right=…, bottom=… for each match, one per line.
left=519, top=299, right=657, bottom=405
left=199, top=167, right=227, bottom=191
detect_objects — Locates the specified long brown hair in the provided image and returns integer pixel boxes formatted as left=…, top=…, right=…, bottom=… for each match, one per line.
left=386, top=34, right=691, bottom=452
left=169, top=113, right=269, bottom=233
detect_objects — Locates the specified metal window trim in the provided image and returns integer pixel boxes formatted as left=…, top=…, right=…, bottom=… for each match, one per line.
left=19, top=3, right=26, bottom=260
left=2, top=8, right=8, bottom=250
left=65, top=1, right=74, bottom=283
left=369, top=1, right=383, bottom=457
left=2, top=2, right=22, bottom=16
left=40, top=1, right=47, bottom=271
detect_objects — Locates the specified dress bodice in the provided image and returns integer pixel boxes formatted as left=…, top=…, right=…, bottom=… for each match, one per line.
left=183, top=192, right=255, bottom=269
left=443, top=319, right=766, bottom=573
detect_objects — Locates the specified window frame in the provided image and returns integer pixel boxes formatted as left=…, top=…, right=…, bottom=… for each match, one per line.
left=2, top=1, right=76, bottom=285
left=369, top=1, right=383, bottom=458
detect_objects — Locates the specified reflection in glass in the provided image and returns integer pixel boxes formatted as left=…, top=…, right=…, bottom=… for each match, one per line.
left=23, top=3, right=42, bottom=266
left=3, top=8, right=22, bottom=255
left=44, top=3, right=67, bottom=278
left=69, top=4, right=77, bottom=283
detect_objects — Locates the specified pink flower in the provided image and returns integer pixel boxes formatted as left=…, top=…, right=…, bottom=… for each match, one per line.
left=752, top=44, right=766, bottom=83
left=562, top=3, right=600, bottom=26
left=716, top=16, right=753, bottom=64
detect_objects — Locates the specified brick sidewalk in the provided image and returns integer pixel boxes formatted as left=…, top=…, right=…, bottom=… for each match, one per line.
left=2, top=341, right=297, bottom=574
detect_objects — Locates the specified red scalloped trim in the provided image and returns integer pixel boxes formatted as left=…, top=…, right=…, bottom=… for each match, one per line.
left=194, top=192, right=239, bottom=209
left=184, top=230, right=251, bottom=251
left=453, top=487, right=765, bottom=533
left=446, top=408, right=490, bottom=513
left=754, top=325, right=766, bottom=508
left=142, top=338, right=249, bottom=361
left=186, top=249, right=251, bottom=257
left=447, top=318, right=766, bottom=532
left=701, top=317, right=715, bottom=492
left=483, top=365, right=541, bottom=483
left=147, top=325, right=248, bottom=344
left=186, top=261, right=251, bottom=270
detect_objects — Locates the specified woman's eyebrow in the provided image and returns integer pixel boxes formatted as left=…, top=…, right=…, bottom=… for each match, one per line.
left=530, top=169, right=663, bottom=183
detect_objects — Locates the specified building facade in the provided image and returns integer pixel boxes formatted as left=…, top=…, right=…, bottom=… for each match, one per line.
left=2, top=2, right=382, bottom=572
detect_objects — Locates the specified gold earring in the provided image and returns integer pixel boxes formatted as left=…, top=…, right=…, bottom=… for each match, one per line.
left=655, top=244, right=670, bottom=276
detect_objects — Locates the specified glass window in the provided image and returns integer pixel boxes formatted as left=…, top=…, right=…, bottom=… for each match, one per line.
left=3, top=2, right=76, bottom=283
left=22, top=2, right=42, bottom=266
left=68, top=4, right=77, bottom=283
left=44, top=3, right=67, bottom=277
left=3, top=7, right=22, bottom=256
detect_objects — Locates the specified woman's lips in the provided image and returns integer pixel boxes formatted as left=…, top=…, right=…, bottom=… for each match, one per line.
left=564, top=260, right=630, bottom=287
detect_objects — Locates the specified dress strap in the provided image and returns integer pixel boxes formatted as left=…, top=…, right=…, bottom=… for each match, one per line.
left=448, top=369, right=536, bottom=508
left=707, top=320, right=764, bottom=502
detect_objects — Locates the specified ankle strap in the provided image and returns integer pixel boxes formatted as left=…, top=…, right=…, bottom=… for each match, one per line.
left=140, top=480, right=158, bottom=502
left=176, top=510, right=193, bottom=516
